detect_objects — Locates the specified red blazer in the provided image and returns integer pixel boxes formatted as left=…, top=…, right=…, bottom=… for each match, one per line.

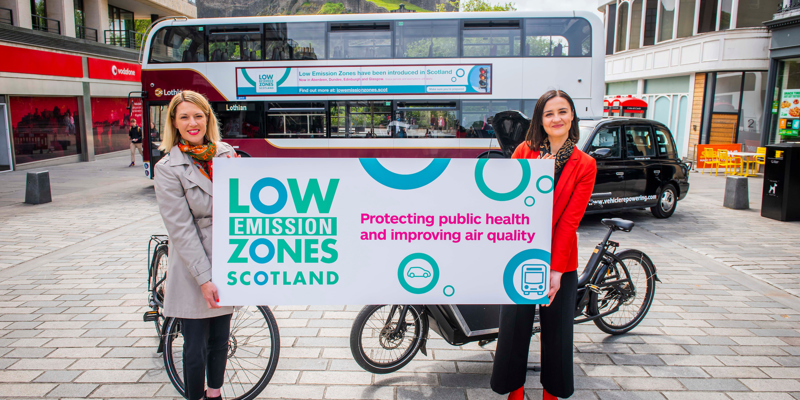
left=512, top=143, right=597, bottom=273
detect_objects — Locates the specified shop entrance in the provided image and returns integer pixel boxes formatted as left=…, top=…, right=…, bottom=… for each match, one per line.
left=0, top=104, right=12, bottom=172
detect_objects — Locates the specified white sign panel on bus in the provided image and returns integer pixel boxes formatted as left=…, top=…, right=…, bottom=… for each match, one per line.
left=235, top=64, right=491, bottom=96
left=212, top=158, right=553, bottom=305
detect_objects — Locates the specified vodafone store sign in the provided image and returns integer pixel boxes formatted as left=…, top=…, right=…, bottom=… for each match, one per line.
left=87, top=58, right=140, bottom=82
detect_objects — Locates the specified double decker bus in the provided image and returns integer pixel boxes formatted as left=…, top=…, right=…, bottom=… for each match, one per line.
left=139, top=11, right=604, bottom=177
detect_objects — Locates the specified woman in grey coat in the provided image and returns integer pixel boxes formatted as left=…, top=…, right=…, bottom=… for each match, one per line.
left=154, top=90, right=237, bottom=400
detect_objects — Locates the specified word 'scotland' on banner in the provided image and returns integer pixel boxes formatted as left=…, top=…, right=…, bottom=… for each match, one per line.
left=213, top=158, right=554, bottom=305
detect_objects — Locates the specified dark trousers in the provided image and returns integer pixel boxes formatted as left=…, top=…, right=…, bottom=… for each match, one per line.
left=181, top=314, right=232, bottom=400
left=491, top=270, right=578, bottom=398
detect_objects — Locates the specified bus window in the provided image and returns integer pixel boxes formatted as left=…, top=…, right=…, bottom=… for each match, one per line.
left=395, top=20, right=458, bottom=58
left=265, top=22, right=325, bottom=61
left=149, top=26, right=206, bottom=63
left=213, top=102, right=263, bottom=139
left=525, top=18, right=591, bottom=57
left=462, top=100, right=521, bottom=137
left=266, top=102, right=326, bottom=138
left=208, top=25, right=262, bottom=62
left=331, top=101, right=391, bottom=138
left=462, top=20, right=521, bottom=57
left=396, top=102, right=459, bottom=138
left=329, top=22, right=392, bottom=59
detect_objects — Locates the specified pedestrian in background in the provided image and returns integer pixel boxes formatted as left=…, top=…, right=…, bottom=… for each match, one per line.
left=128, top=119, right=143, bottom=167
left=153, top=90, right=238, bottom=400
left=491, top=90, right=597, bottom=400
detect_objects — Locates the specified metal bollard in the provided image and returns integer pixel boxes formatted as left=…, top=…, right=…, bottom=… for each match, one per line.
left=25, top=171, right=52, bottom=205
left=723, top=175, right=749, bottom=210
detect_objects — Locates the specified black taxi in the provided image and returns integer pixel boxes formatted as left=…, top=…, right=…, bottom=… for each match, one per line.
left=491, top=113, right=690, bottom=218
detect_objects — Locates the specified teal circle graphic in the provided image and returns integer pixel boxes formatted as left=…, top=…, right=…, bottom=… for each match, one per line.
left=503, top=249, right=551, bottom=304
left=360, top=159, right=450, bottom=190
left=443, top=285, right=455, bottom=297
left=397, top=253, right=440, bottom=294
left=524, top=196, right=535, bottom=207
left=475, top=159, right=530, bottom=201
left=456, top=68, right=465, bottom=77
left=536, top=175, right=555, bottom=194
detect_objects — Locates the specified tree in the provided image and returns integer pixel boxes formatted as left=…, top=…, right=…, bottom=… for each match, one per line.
left=437, top=0, right=517, bottom=11
left=319, top=2, right=346, bottom=14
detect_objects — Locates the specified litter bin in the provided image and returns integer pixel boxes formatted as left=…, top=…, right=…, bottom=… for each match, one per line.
left=761, top=143, right=800, bottom=221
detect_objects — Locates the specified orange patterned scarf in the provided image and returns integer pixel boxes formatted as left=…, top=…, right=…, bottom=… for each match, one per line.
left=178, top=139, right=216, bottom=181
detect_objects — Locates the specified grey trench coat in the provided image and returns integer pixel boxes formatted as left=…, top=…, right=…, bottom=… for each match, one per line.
left=154, top=142, right=235, bottom=319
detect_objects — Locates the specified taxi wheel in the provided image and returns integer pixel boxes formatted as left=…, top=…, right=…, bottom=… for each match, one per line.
left=651, top=184, right=677, bottom=219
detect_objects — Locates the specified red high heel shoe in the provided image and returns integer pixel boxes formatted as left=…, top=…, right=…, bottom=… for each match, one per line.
left=543, top=389, right=557, bottom=400
left=508, top=387, right=524, bottom=400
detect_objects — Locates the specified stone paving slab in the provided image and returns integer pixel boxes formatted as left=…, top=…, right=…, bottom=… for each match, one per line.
left=0, top=160, right=800, bottom=399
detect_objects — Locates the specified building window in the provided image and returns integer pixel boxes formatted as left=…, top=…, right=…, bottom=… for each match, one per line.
left=719, top=0, right=732, bottom=30
left=630, top=0, right=643, bottom=50
left=643, top=0, right=657, bottom=46
left=108, top=5, right=135, bottom=47
left=10, top=96, right=82, bottom=164
left=713, top=72, right=743, bottom=113
left=329, top=22, right=392, bottom=59
left=770, top=60, right=800, bottom=144
left=697, top=0, right=717, bottom=33
left=616, top=2, right=629, bottom=52
left=208, top=25, right=262, bottom=61
left=606, top=4, right=617, bottom=55
left=265, top=22, right=325, bottom=61
left=736, top=0, right=778, bottom=28
left=658, top=0, right=675, bottom=42
left=149, top=26, right=206, bottom=63
left=91, top=97, right=136, bottom=155
left=30, top=0, right=47, bottom=31
left=676, top=0, right=695, bottom=38
left=462, top=20, right=521, bottom=57
left=395, top=20, right=458, bottom=58
left=738, top=71, right=767, bottom=151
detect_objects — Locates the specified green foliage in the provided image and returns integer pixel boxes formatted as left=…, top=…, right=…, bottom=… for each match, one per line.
left=366, top=0, right=429, bottom=12
left=459, top=0, right=516, bottom=11
left=134, top=20, right=150, bottom=36
left=319, top=2, right=347, bottom=13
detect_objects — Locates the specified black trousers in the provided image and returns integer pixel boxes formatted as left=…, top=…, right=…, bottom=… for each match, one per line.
left=491, top=270, right=578, bottom=398
left=181, top=314, right=232, bottom=400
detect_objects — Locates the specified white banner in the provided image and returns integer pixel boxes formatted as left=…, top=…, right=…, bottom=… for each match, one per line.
left=213, top=158, right=554, bottom=305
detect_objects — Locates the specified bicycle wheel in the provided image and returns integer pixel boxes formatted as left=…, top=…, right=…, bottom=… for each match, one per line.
left=162, top=306, right=280, bottom=400
left=350, top=305, right=428, bottom=374
left=591, top=250, right=656, bottom=335
left=150, top=245, right=168, bottom=335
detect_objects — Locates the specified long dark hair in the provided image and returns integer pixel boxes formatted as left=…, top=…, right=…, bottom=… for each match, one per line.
left=525, top=90, right=580, bottom=151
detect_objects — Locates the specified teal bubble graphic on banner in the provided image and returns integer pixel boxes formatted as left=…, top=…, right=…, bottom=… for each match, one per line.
left=503, top=249, right=551, bottom=304
left=359, top=159, right=450, bottom=190
left=398, top=253, right=440, bottom=294
left=474, top=159, right=530, bottom=201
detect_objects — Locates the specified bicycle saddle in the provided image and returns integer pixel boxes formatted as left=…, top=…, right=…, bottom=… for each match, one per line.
left=601, top=218, right=634, bottom=232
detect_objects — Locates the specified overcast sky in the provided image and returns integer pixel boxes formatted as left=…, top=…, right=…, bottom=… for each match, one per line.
left=476, top=0, right=605, bottom=18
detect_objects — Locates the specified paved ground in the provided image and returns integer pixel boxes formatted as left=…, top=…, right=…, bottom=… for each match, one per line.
left=1, top=155, right=800, bottom=400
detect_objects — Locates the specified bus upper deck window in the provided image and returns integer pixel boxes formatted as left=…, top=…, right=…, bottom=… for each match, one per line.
left=149, top=26, right=205, bottom=63
left=395, top=20, right=458, bottom=58
left=208, top=24, right=262, bottom=62
left=265, top=22, right=326, bottom=61
left=329, top=22, right=392, bottom=59
left=525, top=18, right=591, bottom=57
left=462, top=20, right=521, bottom=57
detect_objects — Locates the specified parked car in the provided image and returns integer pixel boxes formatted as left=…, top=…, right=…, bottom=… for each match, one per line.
left=491, top=112, right=690, bottom=218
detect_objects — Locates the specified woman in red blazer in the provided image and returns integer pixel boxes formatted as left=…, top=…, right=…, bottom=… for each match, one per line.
left=491, top=90, right=597, bottom=400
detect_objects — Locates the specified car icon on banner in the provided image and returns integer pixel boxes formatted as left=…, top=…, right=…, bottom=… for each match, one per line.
left=407, top=267, right=431, bottom=278
left=521, top=264, right=546, bottom=296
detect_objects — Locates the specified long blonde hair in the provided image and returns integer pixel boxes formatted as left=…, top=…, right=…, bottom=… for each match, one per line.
left=158, top=90, right=221, bottom=152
